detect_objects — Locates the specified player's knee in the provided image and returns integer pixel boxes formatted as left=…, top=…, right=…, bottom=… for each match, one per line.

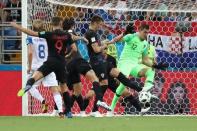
left=32, top=71, right=44, bottom=81
left=73, top=83, right=82, bottom=96
left=85, top=70, right=99, bottom=82
left=138, top=68, right=148, bottom=77
left=50, top=86, right=59, bottom=93
left=85, top=90, right=95, bottom=99
left=110, top=68, right=120, bottom=78
left=60, top=83, right=69, bottom=93
left=100, top=79, right=108, bottom=86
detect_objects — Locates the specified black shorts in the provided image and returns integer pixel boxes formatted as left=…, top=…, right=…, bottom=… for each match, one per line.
left=67, top=58, right=92, bottom=89
left=37, top=57, right=68, bottom=83
left=90, top=60, right=108, bottom=81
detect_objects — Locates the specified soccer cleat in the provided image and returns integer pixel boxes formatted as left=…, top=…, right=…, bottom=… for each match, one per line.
left=96, top=100, right=111, bottom=111
left=90, top=111, right=103, bottom=117
left=59, top=112, right=65, bottom=119
left=79, top=111, right=87, bottom=117
left=65, top=112, right=73, bottom=118
left=42, top=103, right=49, bottom=113
left=17, top=89, right=25, bottom=97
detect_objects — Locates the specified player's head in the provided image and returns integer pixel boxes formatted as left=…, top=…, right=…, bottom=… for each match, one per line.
left=32, top=19, right=44, bottom=32
left=63, top=17, right=75, bottom=31
left=51, top=16, right=63, bottom=29
left=90, top=15, right=104, bottom=31
left=138, top=23, right=149, bottom=40
left=124, top=23, right=135, bottom=35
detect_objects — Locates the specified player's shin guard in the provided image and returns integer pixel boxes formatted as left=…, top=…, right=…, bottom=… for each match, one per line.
left=25, top=78, right=35, bottom=92
left=110, top=84, right=125, bottom=110
left=143, top=69, right=155, bottom=91
left=92, top=82, right=103, bottom=101
left=53, top=92, right=63, bottom=113
left=117, top=72, right=142, bottom=92
left=29, top=86, right=44, bottom=103
left=62, top=92, right=72, bottom=113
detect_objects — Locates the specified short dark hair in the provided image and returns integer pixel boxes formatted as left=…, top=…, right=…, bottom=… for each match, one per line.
left=51, top=17, right=63, bottom=26
left=91, top=15, right=104, bottom=23
left=63, top=17, right=75, bottom=30
left=124, top=23, right=135, bottom=35
left=139, top=23, right=149, bottom=30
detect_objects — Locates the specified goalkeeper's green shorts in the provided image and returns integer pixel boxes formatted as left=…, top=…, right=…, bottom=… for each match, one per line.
left=118, top=60, right=150, bottom=78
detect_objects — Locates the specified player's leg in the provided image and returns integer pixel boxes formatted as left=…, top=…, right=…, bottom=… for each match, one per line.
left=121, top=89, right=141, bottom=112
left=78, top=59, right=110, bottom=110
left=17, top=61, right=52, bottom=96
left=43, top=72, right=64, bottom=117
left=55, top=63, right=72, bottom=118
left=110, top=61, right=133, bottom=110
left=109, top=66, right=142, bottom=92
left=138, top=67, right=155, bottom=91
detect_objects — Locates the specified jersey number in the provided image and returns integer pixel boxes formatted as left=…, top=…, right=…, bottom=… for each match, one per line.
left=131, top=44, right=137, bottom=50
left=55, top=40, right=63, bottom=54
left=38, top=44, right=45, bottom=59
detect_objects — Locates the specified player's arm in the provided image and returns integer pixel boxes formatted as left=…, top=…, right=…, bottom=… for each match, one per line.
left=10, top=22, right=38, bottom=37
left=71, top=34, right=89, bottom=44
left=86, top=33, right=107, bottom=53
left=26, top=37, right=33, bottom=74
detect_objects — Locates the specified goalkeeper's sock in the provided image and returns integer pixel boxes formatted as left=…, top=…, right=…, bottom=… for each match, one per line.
left=53, top=92, right=63, bottom=113
left=24, top=78, right=35, bottom=92
left=124, top=95, right=141, bottom=112
left=29, top=86, right=44, bottom=103
left=75, top=94, right=84, bottom=111
left=62, top=92, right=71, bottom=113
left=92, top=82, right=103, bottom=101
left=110, top=84, right=125, bottom=110
left=143, top=68, right=155, bottom=91
left=117, top=72, right=142, bottom=92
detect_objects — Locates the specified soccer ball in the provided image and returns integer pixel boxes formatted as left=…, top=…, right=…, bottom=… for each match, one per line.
left=139, top=91, right=151, bottom=104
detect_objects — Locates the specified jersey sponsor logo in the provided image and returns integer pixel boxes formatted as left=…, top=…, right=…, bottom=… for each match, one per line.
left=40, top=31, right=45, bottom=35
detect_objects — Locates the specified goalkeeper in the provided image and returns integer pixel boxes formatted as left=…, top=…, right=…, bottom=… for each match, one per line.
left=107, top=23, right=168, bottom=111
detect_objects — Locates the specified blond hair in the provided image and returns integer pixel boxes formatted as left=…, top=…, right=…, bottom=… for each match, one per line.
left=32, top=19, right=45, bottom=32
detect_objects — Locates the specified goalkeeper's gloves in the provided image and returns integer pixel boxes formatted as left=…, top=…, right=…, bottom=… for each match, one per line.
left=152, top=62, right=168, bottom=70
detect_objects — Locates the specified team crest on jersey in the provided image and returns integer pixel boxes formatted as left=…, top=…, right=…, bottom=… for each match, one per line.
left=101, top=73, right=105, bottom=78
left=91, top=37, right=96, bottom=43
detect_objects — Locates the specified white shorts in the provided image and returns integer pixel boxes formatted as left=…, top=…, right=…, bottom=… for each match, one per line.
left=28, top=71, right=58, bottom=87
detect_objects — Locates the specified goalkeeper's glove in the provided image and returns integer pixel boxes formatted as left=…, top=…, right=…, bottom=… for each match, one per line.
left=152, top=62, right=168, bottom=70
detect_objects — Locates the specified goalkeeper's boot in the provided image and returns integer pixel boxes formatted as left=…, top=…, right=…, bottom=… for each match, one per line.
left=65, top=111, right=73, bottom=118
left=17, top=89, right=25, bottom=97
left=96, top=100, right=111, bottom=111
left=42, top=100, right=49, bottom=113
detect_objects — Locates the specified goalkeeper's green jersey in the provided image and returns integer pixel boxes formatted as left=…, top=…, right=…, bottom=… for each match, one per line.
left=119, top=34, right=149, bottom=63
left=107, top=44, right=118, bottom=60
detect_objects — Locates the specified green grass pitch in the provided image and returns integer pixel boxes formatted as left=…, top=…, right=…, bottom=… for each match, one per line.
left=0, top=116, right=197, bottom=131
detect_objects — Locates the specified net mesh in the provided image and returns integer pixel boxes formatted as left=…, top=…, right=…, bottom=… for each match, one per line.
left=26, top=0, right=197, bottom=115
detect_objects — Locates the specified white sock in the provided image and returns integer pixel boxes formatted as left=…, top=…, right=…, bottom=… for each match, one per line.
left=53, top=92, right=63, bottom=113
left=29, top=86, right=44, bottom=103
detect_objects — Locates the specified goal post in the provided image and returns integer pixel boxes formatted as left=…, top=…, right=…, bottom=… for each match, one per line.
left=22, top=0, right=197, bottom=116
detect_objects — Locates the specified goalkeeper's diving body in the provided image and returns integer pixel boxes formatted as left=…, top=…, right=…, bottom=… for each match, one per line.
left=108, top=23, right=168, bottom=112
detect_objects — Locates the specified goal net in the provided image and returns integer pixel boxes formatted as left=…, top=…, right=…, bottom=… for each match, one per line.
left=24, top=0, right=197, bottom=116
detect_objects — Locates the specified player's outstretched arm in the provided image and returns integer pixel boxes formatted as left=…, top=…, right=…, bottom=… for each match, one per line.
left=106, top=33, right=124, bottom=45
left=71, top=34, right=89, bottom=44
left=10, top=22, right=38, bottom=37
